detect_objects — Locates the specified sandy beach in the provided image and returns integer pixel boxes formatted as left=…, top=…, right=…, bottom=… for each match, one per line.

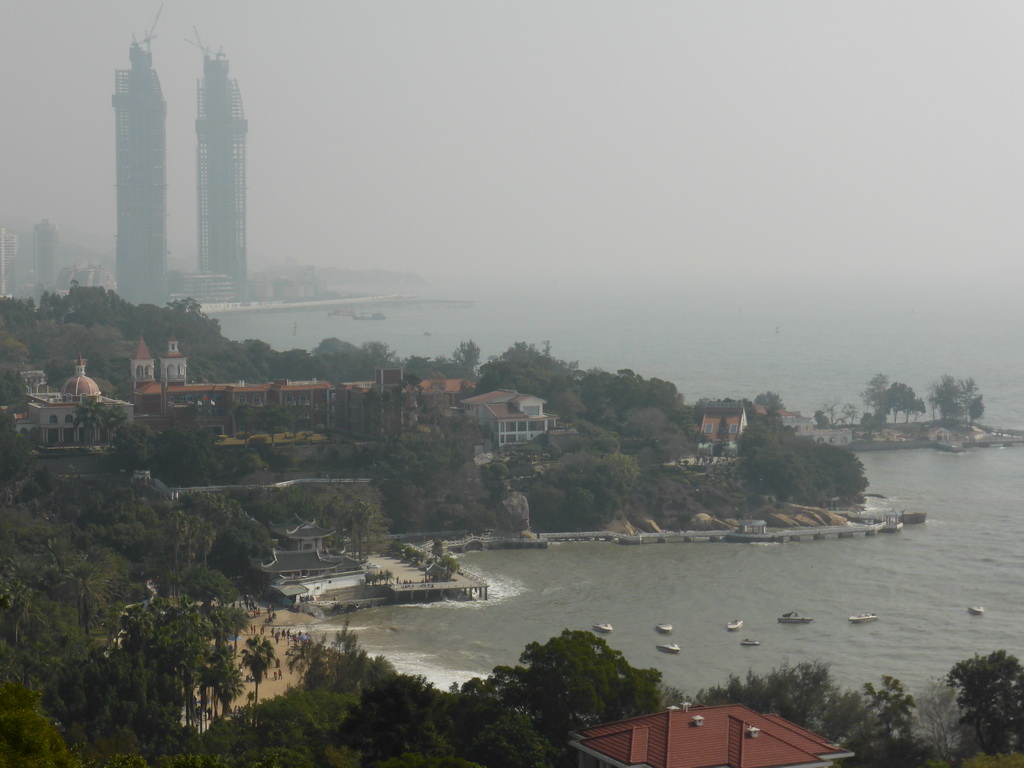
left=230, top=605, right=322, bottom=708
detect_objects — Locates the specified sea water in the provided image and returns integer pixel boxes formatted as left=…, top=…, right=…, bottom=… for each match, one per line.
left=213, top=279, right=1024, bottom=695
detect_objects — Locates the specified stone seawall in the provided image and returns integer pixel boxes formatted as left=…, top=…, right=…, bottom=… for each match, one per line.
left=849, top=440, right=934, bottom=452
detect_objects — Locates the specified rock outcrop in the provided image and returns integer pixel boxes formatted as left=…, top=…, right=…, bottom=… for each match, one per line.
left=497, top=492, right=531, bottom=536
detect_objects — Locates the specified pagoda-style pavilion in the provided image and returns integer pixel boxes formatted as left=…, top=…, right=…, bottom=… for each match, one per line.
left=253, top=515, right=364, bottom=604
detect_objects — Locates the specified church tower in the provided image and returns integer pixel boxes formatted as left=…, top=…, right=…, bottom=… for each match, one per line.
left=160, top=336, right=188, bottom=382
left=131, top=338, right=155, bottom=383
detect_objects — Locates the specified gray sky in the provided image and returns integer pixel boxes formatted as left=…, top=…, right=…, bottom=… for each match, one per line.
left=3, top=1, right=1022, bottom=290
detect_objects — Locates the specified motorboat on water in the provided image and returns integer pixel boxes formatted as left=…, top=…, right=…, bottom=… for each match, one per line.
left=656, top=643, right=681, bottom=654
left=740, top=639, right=760, bottom=646
left=968, top=606, right=985, bottom=615
left=726, top=620, right=743, bottom=631
left=778, top=612, right=813, bottom=624
left=849, top=613, right=878, bottom=623
left=592, top=623, right=613, bottom=633
left=655, top=623, right=673, bottom=634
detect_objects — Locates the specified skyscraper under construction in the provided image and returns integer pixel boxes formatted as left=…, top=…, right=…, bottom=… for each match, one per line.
left=196, top=53, right=247, bottom=299
left=113, top=41, right=167, bottom=306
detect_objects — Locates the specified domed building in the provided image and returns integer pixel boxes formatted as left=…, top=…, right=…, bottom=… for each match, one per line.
left=61, top=356, right=102, bottom=400
left=17, top=356, right=133, bottom=446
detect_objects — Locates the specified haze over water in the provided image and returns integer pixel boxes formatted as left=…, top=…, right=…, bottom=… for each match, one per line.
left=217, top=280, right=1024, bottom=696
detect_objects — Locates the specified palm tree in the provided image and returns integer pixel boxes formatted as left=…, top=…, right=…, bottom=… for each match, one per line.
left=240, top=634, right=276, bottom=718
left=72, top=396, right=105, bottom=447
left=62, top=552, right=115, bottom=634
left=208, top=605, right=248, bottom=648
left=205, top=643, right=243, bottom=721
left=100, top=406, right=128, bottom=445
left=3, top=578, right=38, bottom=647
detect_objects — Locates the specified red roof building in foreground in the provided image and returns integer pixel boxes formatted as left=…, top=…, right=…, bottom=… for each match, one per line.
left=569, top=704, right=852, bottom=768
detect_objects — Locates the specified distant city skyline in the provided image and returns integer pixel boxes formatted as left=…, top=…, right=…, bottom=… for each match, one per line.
left=4, top=2, right=1024, bottom=298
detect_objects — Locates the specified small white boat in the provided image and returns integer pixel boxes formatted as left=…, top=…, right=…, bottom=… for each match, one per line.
left=740, top=639, right=760, bottom=646
left=656, top=643, right=681, bottom=654
left=655, top=623, right=673, bottom=634
left=778, top=612, right=813, bottom=624
left=849, top=613, right=878, bottom=623
left=968, top=606, right=985, bottom=615
left=592, top=623, right=613, bottom=633
left=726, top=620, right=743, bottom=631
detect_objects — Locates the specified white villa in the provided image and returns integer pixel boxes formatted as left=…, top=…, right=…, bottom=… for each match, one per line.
left=460, top=389, right=559, bottom=449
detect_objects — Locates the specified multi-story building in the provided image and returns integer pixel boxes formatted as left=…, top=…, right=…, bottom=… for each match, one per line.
left=15, top=357, right=134, bottom=446
left=32, top=219, right=59, bottom=291
left=196, top=53, right=247, bottom=300
left=131, top=337, right=332, bottom=434
left=113, top=41, right=167, bottom=306
left=0, top=228, right=17, bottom=297
left=459, top=389, right=559, bottom=449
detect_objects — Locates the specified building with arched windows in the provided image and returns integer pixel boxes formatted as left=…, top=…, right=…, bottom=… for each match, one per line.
left=131, top=336, right=332, bottom=434
left=16, top=357, right=133, bottom=446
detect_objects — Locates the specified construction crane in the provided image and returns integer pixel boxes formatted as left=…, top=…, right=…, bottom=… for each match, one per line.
left=185, top=27, right=225, bottom=59
left=139, top=4, right=163, bottom=51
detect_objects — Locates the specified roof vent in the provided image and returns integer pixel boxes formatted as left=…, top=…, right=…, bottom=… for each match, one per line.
left=692, top=715, right=705, bottom=727
left=681, top=701, right=692, bottom=712
left=666, top=705, right=679, bottom=711
left=746, top=726, right=761, bottom=738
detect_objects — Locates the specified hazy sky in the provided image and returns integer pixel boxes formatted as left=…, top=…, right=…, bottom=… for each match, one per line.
left=3, top=2, right=1023, bottom=290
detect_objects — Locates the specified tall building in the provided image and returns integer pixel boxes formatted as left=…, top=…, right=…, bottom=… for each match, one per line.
left=196, top=53, right=247, bottom=299
left=113, top=41, right=167, bottom=306
left=0, top=228, right=17, bottom=297
left=33, top=219, right=59, bottom=291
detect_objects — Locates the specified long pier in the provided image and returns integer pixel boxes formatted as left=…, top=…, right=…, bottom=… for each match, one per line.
left=203, top=296, right=474, bottom=316
left=439, top=523, right=886, bottom=551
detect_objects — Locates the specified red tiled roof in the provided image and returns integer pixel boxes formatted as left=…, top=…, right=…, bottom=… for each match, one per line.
left=420, top=378, right=471, bottom=393
left=133, top=337, right=153, bottom=360
left=573, top=704, right=850, bottom=768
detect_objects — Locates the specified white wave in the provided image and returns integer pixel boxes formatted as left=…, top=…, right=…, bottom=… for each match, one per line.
left=369, top=649, right=484, bottom=690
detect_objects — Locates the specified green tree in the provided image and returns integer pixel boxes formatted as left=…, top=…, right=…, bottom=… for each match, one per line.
left=861, top=373, right=891, bottom=416
left=754, top=391, right=785, bottom=411
left=885, top=382, right=926, bottom=423
left=484, top=629, right=661, bottom=744
left=929, top=375, right=965, bottom=424
left=72, top=398, right=105, bottom=447
left=288, top=623, right=395, bottom=696
left=240, top=635, right=276, bottom=714
left=179, top=567, right=238, bottom=608
left=0, top=683, right=82, bottom=768
left=451, top=340, right=481, bottom=380
left=947, top=650, right=1024, bottom=754
left=0, top=369, right=25, bottom=407
left=340, top=674, right=454, bottom=764
left=62, top=550, right=116, bottom=634
left=0, top=410, right=34, bottom=504
left=697, top=659, right=864, bottom=739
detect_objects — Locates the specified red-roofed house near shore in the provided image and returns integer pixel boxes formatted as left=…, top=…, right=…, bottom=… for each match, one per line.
left=460, top=389, right=558, bottom=449
left=570, top=704, right=853, bottom=768
left=698, top=402, right=748, bottom=457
